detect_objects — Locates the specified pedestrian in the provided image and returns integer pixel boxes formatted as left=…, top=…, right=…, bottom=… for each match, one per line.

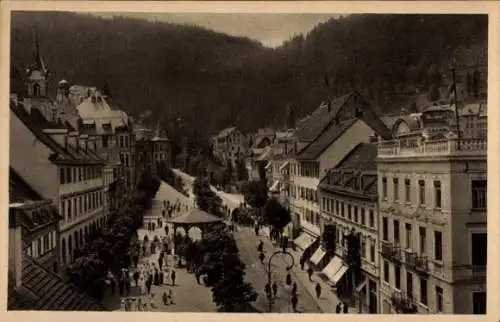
left=272, top=281, right=278, bottom=298
left=286, top=273, right=292, bottom=285
left=291, top=294, right=298, bottom=312
left=257, top=240, right=264, bottom=253
left=292, top=282, right=298, bottom=295
left=335, top=302, right=342, bottom=313
left=164, top=225, right=169, bottom=236
left=300, top=257, right=305, bottom=270
left=307, top=267, right=313, bottom=281
left=259, top=252, right=265, bottom=264
left=171, top=270, right=176, bottom=286
left=254, top=225, right=259, bottom=236
left=343, top=302, right=349, bottom=313
left=315, top=282, right=322, bottom=299
left=125, top=279, right=131, bottom=296
left=159, top=256, right=163, bottom=270
left=162, top=291, right=168, bottom=305
left=265, top=283, right=271, bottom=296
left=133, top=270, right=139, bottom=286
left=168, top=289, right=174, bottom=304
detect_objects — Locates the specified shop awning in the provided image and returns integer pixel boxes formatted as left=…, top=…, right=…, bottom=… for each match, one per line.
left=356, top=279, right=367, bottom=293
left=330, top=264, right=349, bottom=285
left=265, top=161, right=272, bottom=169
left=279, top=160, right=290, bottom=171
left=269, top=180, right=280, bottom=192
left=309, top=247, right=327, bottom=266
left=321, top=256, right=343, bottom=282
left=294, top=233, right=317, bottom=251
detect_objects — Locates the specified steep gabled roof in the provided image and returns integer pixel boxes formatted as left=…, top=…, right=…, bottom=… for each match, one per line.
left=8, top=257, right=106, bottom=311
left=9, top=167, right=43, bottom=202
left=11, top=100, right=104, bottom=164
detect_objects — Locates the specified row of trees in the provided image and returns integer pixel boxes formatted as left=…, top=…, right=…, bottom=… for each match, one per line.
left=65, top=170, right=161, bottom=299
left=241, top=179, right=291, bottom=234
left=192, top=176, right=224, bottom=218
left=179, top=227, right=258, bottom=311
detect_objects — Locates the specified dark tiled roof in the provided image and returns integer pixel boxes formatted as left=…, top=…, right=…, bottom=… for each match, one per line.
left=335, top=143, right=378, bottom=171
left=11, top=101, right=104, bottom=164
left=9, top=167, right=43, bottom=202
left=294, top=92, right=392, bottom=161
left=318, top=143, right=378, bottom=199
left=8, top=257, right=106, bottom=311
left=297, top=119, right=357, bottom=161
left=294, top=93, right=352, bottom=142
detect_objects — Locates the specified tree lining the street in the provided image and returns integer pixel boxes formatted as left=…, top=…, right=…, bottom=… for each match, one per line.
left=65, top=169, right=161, bottom=299
left=193, top=176, right=224, bottom=217
left=262, top=197, right=291, bottom=232
left=196, top=227, right=258, bottom=312
left=242, top=180, right=268, bottom=210
left=157, top=160, right=189, bottom=196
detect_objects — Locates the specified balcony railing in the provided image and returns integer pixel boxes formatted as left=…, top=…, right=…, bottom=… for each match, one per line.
left=378, top=138, right=486, bottom=158
left=381, top=241, right=402, bottom=262
left=390, top=290, right=418, bottom=314
left=405, top=250, right=429, bottom=274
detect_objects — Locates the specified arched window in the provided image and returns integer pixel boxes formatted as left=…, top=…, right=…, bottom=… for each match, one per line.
left=33, top=83, right=41, bottom=96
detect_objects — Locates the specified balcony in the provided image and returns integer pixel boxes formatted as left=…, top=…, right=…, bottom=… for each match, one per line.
left=405, top=250, right=429, bottom=274
left=381, top=241, right=402, bottom=262
left=452, top=265, right=487, bottom=282
left=378, top=138, right=486, bottom=158
left=390, top=290, right=418, bottom=314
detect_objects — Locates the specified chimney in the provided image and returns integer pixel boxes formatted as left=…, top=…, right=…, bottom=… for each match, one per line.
left=9, top=207, right=23, bottom=288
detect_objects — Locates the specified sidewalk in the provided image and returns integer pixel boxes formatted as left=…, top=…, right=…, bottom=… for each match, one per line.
left=259, top=226, right=356, bottom=314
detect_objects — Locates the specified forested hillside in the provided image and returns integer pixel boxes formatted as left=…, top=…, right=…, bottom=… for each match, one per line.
left=11, top=12, right=487, bottom=146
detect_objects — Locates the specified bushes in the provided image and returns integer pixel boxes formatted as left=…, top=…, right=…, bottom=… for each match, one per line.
left=193, top=176, right=224, bottom=217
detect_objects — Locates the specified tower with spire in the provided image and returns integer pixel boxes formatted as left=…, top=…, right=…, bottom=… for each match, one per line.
left=26, top=33, right=50, bottom=98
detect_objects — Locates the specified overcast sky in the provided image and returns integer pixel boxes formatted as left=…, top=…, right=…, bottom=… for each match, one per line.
left=92, top=13, right=339, bottom=47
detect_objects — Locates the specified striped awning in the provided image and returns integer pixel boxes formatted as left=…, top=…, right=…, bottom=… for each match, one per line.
left=322, top=256, right=343, bottom=283
left=294, top=232, right=317, bottom=251
left=309, top=247, right=327, bottom=265
left=330, top=264, right=349, bottom=285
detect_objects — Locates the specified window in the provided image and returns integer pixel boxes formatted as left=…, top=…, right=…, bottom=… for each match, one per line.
left=420, top=278, right=428, bottom=305
left=382, top=217, right=388, bottom=241
left=405, top=179, right=411, bottom=202
left=370, top=243, right=375, bottom=262
left=406, top=272, right=413, bottom=298
left=335, top=201, right=339, bottom=215
left=394, top=220, right=400, bottom=244
left=405, top=223, right=412, bottom=250
left=434, top=231, right=443, bottom=261
left=393, top=178, right=399, bottom=200
left=419, top=180, right=425, bottom=205
left=66, top=167, right=72, bottom=183
left=383, top=260, right=389, bottom=282
left=361, top=238, right=366, bottom=259
left=102, top=135, right=109, bottom=148
left=354, top=206, right=358, bottom=223
left=341, top=202, right=345, bottom=217
left=473, top=292, right=486, bottom=314
left=436, top=286, right=444, bottom=312
left=395, top=264, right=401, bottom=289
left=419, top=227, right=426, bottom=254
left=43, top=235, right=49, bottom=254
left=67, top=199, right=72, bottom=221
left=361, top=209, right=366, bottom=226
left=471, top=233, right=487, bottom=266
left=382, top=177, right=387, bottom=198
left=348, top=205, right=352, bottom=220
left=472, top=180, right=487, bottom=210
left=369, top=210, right=374, bottom=228
left=434, top=181, right=442, bottom=208
left=322, top=197, right=326, bottom=210
left=60, top=167, right=66, bottom=184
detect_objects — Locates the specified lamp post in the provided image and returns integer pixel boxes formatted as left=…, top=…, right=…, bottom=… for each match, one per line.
left=265, top=248, right=295, bottom=312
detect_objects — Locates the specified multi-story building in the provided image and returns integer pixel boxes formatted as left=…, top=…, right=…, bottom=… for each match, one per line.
left=212, top=126, right=246, bottom=167
left=377, top=104, right=487, bottom=314
left=265, top=130, right=295, bottom=194
left=9, top=167, right=61, bottom=273
left=458, top=102, right=487, bottom=139
left=317, top=143, right=380, bottom=313
left=285, top=92, right=393, bottom=265
left=8, top=167, right=105, bottom=310
left=134, top=122, right=170, bottom=176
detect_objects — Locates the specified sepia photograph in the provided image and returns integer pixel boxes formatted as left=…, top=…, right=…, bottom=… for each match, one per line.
left=5, top=3, right=491, bottom=317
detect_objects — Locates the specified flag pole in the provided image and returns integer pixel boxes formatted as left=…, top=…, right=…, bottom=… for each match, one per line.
left=450, top=66, right=461, bottom=150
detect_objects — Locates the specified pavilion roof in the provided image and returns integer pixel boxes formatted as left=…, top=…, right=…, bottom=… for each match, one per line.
left=167, top=208, right=223, bottom=225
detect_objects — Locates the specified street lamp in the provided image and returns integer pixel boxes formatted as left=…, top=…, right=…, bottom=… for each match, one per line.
left=265, top=249, right=295, bottom=312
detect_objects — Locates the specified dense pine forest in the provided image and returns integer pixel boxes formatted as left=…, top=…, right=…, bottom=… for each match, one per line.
left=11, top=12, right=487, bottom=143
